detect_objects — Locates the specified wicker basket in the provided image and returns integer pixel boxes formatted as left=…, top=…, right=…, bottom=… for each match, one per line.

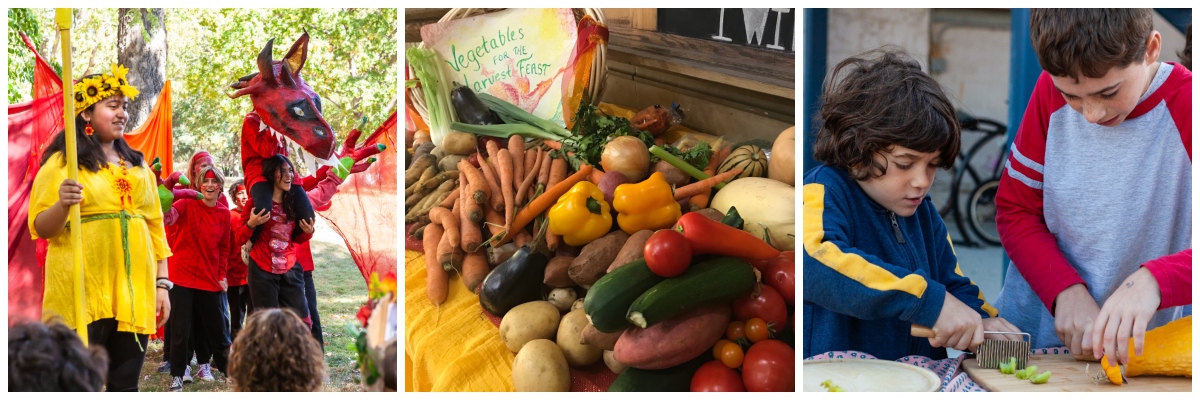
left=407, top=8, right=608, bottom=123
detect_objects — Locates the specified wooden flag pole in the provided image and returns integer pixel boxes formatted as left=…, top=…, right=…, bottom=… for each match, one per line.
left=56, top=8, right=87, bottom=345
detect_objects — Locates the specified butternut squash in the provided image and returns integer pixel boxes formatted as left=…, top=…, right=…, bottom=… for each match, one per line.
left=767, top=126, right=795, bottom=186
left=1099, top=315, right=1191, bottom=385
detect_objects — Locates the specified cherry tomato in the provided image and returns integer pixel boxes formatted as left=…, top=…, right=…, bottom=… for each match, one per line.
left=644, top=229, right=693, bottom=277
left=742, top=340, right=795, bottom=392
left=691, top=360, right=746, bottom=392
left=762, top=251, right=795, bottom=305
left=745, top=318, right=770, bottom=343
left=726, top=321, right=745, bottom=341
left=719, top=342, right=744, bottom=368
left=733, top=285, right=789, bottom=329
left=713, top=339, right=733, bottom=359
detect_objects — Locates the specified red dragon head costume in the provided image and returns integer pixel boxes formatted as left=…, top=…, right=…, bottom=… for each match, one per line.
left=228, top=31, right=335, bottom=161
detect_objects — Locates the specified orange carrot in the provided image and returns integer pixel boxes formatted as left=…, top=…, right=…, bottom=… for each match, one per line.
left=486, top=140, right=503, bottom=164
left=510, top=136, right=525, bottom=184
left=499, top=165, right=594, bottom=245
left=484, top=206, right=506, bottom=239
left=588, top=166, right=604, bottom=186
left=461, top=250, right=489, bottom=293
left=438, top=187, right=459, bottom=209
left=544, top=158, right=568, bottom=251
left=674, top=168, right=742, bottom=200
left=477, top=154, right=504, bottom=212
left=436, top=221, right=457, bottom=272
left=543, top=139, right=563, bottom=151
left=496, top=149, right=516, bottom=234
left=516, top=148, right=543, bottom=206
left=690, top=152, right=720, bottom=210
left=458, top=159, right=489, bottom=207
left=537, top=150, right=552, bottom=193
left=459, top=189, right=482, bottom=253
left=428, top=206, right=459, bottom=249
left=424, top=223, right=448, bottom=305
left=514, top=230, right=532, bottom=249
left=522, top=144, right=537, bottom=184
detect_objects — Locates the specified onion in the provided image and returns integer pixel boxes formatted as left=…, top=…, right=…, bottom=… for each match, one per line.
left=600, top=136, right=650, bottom=182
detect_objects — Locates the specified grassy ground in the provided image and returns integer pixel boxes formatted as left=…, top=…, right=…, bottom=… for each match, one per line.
left=137, top=224, right=370, bottom=392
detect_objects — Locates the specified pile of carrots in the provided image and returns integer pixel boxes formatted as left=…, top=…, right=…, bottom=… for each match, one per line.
left=422, top=135, right=593, bottom=305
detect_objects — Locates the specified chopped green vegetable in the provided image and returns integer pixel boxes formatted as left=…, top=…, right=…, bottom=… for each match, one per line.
left=1015, top=366, right=1039, bottom=380
left=406, top=48, right=457, bottom=147
left=1029, top=371, right=1052, bottom=384
left=999, top=359, right=1015, bottom=375
left=820, top=379, right=845, bottom=392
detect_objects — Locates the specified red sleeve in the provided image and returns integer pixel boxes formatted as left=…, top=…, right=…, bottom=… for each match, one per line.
left=305, top=168, right=344, bottom=209
left=1166, top=64, right=1191, bottom=160
left=164, top=198, right=186, bottom=226
left=234, top=206, right=254, bottom=248
left=995, top=72, right=1086, bottom=313
left=241, top=113, right=282, bottom=159
left=1142, top=249, right=1192, bottom=309
left=218, top=212, right=231, bottom=281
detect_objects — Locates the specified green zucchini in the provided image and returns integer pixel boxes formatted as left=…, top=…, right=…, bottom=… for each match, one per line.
left=607, top=353, right=711, bottom=392
left=626, top=257, right=756, bottom=328
left=583, top=259, right=665, bottom=333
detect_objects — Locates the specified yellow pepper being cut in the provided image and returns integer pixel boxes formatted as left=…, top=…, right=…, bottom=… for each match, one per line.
left=612, top=172, right=681, bottom=234
left=548, top=181, right=613, bottom=246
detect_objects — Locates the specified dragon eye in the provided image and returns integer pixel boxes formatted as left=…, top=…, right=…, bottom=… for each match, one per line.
left=286, top=99, right=317, bottom=121
left=293, top=107, right=305, bottom=117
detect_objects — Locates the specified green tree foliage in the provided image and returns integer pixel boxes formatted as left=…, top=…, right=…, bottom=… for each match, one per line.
left=8, top=8, right=398, bottom=176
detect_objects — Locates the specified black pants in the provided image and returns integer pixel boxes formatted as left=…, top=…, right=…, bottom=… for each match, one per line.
left=303, top=270, right=324, bottom=351
left=227, top=284, right=251, bottom=341
left=249, top=181, right=315, bottom=240
left=87, top=318, right=149, bottom=392
left=167, top=287, right=230, bottom=377
left=247, top=261, right=309, bottom=321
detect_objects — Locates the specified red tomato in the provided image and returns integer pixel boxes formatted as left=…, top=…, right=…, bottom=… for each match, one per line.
left=644, top=229, right=692, bottom=277
left=691, top=360, right=746, bottom=392
left=733, top=285, right=788, bottom=329
left=742, top=340, right=795, bottom=392
left=762, top=251, right=795, bottom=305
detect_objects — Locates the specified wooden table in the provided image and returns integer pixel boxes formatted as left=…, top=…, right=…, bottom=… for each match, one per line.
left=962, top=353, right=1191, bottom=392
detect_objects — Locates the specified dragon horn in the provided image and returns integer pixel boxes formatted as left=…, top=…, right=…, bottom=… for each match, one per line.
left=257, top=38, right=278, bottom=87
left=280, top=62, right=297, bottom=88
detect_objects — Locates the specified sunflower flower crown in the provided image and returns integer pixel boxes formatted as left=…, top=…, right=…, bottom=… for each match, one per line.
left=73, top=64, right=139, bottom=115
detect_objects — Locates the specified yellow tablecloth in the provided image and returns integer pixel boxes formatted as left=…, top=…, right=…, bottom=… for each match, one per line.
left=405, top=250, right=514, bottom=391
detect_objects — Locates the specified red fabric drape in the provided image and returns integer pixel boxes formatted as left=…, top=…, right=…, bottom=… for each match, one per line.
left=8, top=35, right=64, bottom=325
left=124, top=80, right=174, bottom=177
left=316, top=111, right=398, bottom=283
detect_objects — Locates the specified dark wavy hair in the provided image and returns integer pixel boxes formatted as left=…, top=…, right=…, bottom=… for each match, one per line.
left=8, top=318, right=109, bottom=391
left=261, top=154, right=297, bottom=221
left=1180, top=24, right=1192, bottom=70
left=1030, top=9, right=1154, bottom=80
left=228, top=308, right=325, bottom=392
left=40, top=75, right=144, bottom=172
left=812, top=47, right=960, bottom=181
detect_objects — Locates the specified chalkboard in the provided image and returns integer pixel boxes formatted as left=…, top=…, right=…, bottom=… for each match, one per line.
left=657, top=8, right=795, bottom=53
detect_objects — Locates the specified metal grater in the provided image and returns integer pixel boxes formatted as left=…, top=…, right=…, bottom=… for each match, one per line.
left=974, top=332, right=1031, bottom=369
left=911, top=325, right=1031, bottom=369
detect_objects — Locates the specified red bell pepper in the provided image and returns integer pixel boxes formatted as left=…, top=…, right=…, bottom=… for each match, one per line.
left=673, top=212, right=781, bottom=260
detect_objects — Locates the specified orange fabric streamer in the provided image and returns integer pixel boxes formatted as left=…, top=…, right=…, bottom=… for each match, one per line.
left=124, top=80, right=175, bottom=177
left=561, top=15, right=609, bottom=130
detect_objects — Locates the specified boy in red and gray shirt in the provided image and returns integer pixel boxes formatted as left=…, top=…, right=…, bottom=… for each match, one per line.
left=996, top=9, right=1191, bottom=366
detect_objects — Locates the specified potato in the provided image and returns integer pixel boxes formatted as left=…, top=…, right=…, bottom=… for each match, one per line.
left=556, top=309, right=602, bottom=367
left=570, top=230, right=629, bottom=287
left=597, top=171, right=629, bottom=205
left=543, top=256, right=576, bottom=287
left=441, top=131, right=478, bottom=155
left=603, top=350, right=628, bottom=374
left=607, top=230, right=652, bottom=272
left=438, top=154, right=466, bottom=172
left=653, top=160, right=690, bottom=187
left=693, top=208, right=726, bottom=222
left=547, top=288, right=577, bottom=313
left=571, top=299, right=584, bottom=311
left=500, top=301, right=561, bottom=353
left=512, top=339, right=570, bottom=392
left=580, top=323, right=622, bottom=351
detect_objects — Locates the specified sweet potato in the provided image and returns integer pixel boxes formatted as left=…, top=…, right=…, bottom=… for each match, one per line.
left=580, top=323, right=623, bottom=351
left=569, top=230, right=630, bottom=287
left=607, top=230, right=653, bottom=273
left=692, top=208, right=726, bottom=222
left=613, top=304, right=731, bottom=370
left=544, top=256, right=576, bottom=288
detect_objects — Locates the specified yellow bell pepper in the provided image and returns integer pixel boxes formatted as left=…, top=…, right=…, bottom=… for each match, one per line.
left=612, top=172, right=681, bottom=234
left=548, top=181, right=612, bottom=246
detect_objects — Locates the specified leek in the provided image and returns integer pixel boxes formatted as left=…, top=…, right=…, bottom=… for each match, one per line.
left=449, top=121, right=564, bottom=142
left=406, top=48, right=456, bottom=146
left=476, top=93, right=574, bottom=139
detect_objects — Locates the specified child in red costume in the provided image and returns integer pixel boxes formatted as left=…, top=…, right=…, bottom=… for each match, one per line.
left=236, top=155, right=314, bottom=322
left=226, top=179, right=251, bottom=341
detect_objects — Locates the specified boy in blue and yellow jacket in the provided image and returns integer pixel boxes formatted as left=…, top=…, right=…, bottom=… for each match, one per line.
left=803, top=48, right=1018, bottom=361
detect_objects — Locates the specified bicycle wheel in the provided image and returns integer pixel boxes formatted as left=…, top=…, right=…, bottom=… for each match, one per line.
left=967, top=178, right=1002, bottom=246
left=930, top=165, right=955, bottom=217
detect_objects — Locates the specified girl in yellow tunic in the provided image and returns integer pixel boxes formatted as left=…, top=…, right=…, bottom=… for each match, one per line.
left=28, top=65, right=172, bottom=392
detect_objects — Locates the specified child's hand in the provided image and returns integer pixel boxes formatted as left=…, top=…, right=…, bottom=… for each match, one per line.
left=299, top=218, right=315, bottom=234
left=981, top=317, right=1024, bottom=341
left=57, top=179, right=84, bottom=210
left=1053, top=283, right=1100, bottom=358
left=247, top=208, right=270, bottom=228
left=1091, top=267, right=1161, bottom=365
left=930, top=294, right=985, bottom=351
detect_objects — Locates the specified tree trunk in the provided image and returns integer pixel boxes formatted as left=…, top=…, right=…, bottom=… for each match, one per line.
left=117, top=8, right=168, bottom=132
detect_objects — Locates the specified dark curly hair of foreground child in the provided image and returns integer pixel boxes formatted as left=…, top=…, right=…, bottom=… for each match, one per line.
left=228, top=308, right=326, bottom=392
left=8, top=318, right=109, bottom=391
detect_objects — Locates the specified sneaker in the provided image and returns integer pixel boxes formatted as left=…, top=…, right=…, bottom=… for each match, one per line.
left=196, top=364, right=215, bottom=382
left=169, top=376, right=184, bottom=392
left=183, top=365, right=192, bottom=383
left=157, top=361, right=171, bottom=373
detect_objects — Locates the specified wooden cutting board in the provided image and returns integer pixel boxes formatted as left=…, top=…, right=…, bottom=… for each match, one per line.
left=962, top=353, right=1191, bottom=391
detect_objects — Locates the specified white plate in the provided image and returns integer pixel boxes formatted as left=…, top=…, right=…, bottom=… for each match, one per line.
left=803, top=358, right=942, bottom=392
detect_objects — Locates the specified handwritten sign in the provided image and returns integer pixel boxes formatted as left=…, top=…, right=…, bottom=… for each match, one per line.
left=658, top=8, right=795, bottom=53
left=421, top=8, right=577, bottom=125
